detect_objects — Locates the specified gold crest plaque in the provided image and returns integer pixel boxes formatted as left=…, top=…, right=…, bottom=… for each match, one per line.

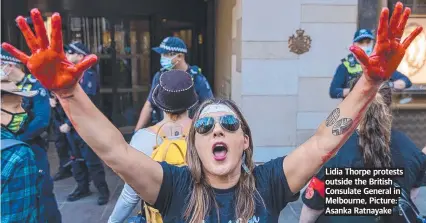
left=288, top=29, right=312, bottom=55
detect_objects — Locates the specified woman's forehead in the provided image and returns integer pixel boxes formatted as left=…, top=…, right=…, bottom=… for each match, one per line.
left=199, top=111, right=235, bottom=118
left=199, top=104, right=236, bottom=118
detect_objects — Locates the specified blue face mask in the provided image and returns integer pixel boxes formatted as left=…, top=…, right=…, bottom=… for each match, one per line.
left=361, top=45, right=373, bottom=56
left=160, top=55, right=177, bottom=71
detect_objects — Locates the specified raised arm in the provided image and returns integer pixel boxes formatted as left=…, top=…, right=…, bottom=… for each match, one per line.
left=283, top=2, right=423, bottom=193
left=2, top=9, right=163, bottom=205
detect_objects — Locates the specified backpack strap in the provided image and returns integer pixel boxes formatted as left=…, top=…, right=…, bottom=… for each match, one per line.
left=1, top=139, right=28, bottom=151
left=149, top=121, right=189, bottom=162
left=149, top=121, right=190, bottom=148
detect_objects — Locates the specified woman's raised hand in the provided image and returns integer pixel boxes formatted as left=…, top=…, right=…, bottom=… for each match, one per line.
left=1, top=9, right=97, bottom=92
left=350, top=2, right=422, bottom=83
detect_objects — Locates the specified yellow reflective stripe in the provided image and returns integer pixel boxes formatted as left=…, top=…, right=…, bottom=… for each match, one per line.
left=24, top=85, right=32, bottom=92
left=17, top=84, right=33, bottom=92
left=342, top=61, right=362, bottom=74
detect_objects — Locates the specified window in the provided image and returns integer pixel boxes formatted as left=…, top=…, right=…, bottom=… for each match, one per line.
left=389, top=0, right=426, bottom=15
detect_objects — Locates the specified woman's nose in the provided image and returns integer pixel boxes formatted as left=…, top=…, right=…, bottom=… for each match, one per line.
left=212, top=122, right=225, bottom=138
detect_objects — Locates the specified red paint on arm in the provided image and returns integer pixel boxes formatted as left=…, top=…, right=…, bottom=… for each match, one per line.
left=308, top=177, right=326, bottom=198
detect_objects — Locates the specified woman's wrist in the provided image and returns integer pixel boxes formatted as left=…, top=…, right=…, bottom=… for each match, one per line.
left=359, top=74, right=382, bottom=91
left=54, top=85, right=78, bottom=99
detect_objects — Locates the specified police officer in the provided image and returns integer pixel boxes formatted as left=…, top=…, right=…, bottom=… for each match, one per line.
left=1, top=48, right=62, bottom=222
left=64, top=42, right=110, bottom=205
left=329, top=28, right=412, bottom=99
left=50, top=93, right=73, bottom=181
left=134, top=37, right=214, bottom=130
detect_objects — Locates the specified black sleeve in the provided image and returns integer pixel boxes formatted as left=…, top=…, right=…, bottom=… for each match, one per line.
left=302, top=166, right=327, bottom=210
left=392, top=130, right=426, bottom=188
left=413, top=152, right=426, bottom=188
left=253, top=156, right=300, bottom=215
left=152, top=162, right=191, bottom=216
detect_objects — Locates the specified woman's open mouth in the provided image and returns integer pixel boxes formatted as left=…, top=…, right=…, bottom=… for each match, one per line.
left=212, top=142, right=228, bottom=161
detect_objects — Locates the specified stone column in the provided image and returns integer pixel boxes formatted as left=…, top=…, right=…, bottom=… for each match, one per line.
left=358, top=0, right=380, bottom=30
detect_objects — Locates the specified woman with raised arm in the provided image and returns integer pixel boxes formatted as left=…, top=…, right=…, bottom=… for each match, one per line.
left=2, top=2, right=422, bottom=222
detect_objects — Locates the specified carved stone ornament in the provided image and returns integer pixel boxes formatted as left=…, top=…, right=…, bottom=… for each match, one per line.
left=398, top=23, right=426, bottom=78
left=288, top=29, right=312, bottom=55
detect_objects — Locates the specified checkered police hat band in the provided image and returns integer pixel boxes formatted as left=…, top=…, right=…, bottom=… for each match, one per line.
left=69, top=44, right=87, bottom=55
left=1, top=55, right=21, bottom=64
left=159, top=43, right=187, bottom=53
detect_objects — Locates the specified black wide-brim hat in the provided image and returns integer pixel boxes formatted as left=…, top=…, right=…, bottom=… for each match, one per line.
left=151, top=70, right=198, bottom=113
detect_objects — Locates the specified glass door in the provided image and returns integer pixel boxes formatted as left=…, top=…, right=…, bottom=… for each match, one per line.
left=109, top=18, right=151, bottom=127
left=66, top=16, right=114, bottom=120
left=65, top=16, right=152, bottom=127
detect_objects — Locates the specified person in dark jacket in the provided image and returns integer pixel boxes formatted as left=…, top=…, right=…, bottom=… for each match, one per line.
left=63, top=41, right=110, bottom=205
left=329, top=29, right=412, bottom=99
left=300, top=77, right=426, bottom=223
left=50, top=92, right=73, bottom=181
left=1, top=48, right=62, bottom=222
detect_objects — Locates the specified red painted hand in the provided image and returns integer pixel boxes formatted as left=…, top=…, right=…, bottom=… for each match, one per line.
left=1, top=9, right=97, bottom=92
left=350, top=2, right=422, bottom=83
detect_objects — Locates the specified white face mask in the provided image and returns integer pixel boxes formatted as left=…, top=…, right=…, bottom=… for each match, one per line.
left=361, top=45, right=373, bottom=56
left=0, top=65, right=11, bottom=81
left=160, top=55, right=178, bottom=70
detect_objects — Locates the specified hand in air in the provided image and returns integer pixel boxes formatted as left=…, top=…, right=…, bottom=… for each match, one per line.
left=1, top=9, right=97, bottom=92
left=350, top=2, right=423, bottom=83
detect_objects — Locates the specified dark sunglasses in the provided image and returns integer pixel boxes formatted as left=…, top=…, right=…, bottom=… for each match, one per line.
left=194, top=115, right=241, bottom=135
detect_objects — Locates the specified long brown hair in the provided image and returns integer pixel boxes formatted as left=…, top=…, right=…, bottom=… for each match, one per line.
left=183, top=98, right=263, bottom=222
left=350, top=77, right=393, bottom=168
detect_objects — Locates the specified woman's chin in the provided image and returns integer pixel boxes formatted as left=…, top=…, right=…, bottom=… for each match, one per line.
left=204, top=162, right=238, bottom=178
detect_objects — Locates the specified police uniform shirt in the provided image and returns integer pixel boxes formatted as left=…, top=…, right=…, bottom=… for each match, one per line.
left=302, top=130, right=426, bottom=223
left=16, top=74, right=51, bottom=142
left=329, top=55, right=413, bottom=99
left=79, top=68, right=98, bottom=97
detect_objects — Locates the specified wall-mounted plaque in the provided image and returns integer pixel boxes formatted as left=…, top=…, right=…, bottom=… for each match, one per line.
left=288, top=29, right=312, bottom=55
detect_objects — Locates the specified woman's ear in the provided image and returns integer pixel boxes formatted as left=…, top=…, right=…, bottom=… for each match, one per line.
left=243, top=134, right=249, bottom=150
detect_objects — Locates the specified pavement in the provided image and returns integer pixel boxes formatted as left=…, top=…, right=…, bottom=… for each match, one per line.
left=47, top=143, right=426, bottom=223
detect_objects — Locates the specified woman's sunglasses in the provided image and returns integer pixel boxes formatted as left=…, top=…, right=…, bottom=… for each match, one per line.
left=194, top=115, right=241, bottom=135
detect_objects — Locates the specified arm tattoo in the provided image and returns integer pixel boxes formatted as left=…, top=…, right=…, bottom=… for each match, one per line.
left=331, top=118, right=353, bottom=136
left=325, top=108, right=340, bottom=127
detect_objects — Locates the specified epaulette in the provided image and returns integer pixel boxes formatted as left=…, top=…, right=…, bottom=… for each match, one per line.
left=189, top=65, right=201, bottom=75
left=27, top=74, right=37, bottom=83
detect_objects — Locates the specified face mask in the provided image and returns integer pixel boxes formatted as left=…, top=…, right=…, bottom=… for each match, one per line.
left=1, top=109, right=28, bottom=134
left=160, top=55, right=178, bottom=71
left=361, top=45, right=373, bottom=56
left=0, top=65, right=11, bottom=80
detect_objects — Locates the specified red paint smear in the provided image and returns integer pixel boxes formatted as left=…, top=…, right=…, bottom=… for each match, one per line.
left=308, top=177, right=325, bottom=198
